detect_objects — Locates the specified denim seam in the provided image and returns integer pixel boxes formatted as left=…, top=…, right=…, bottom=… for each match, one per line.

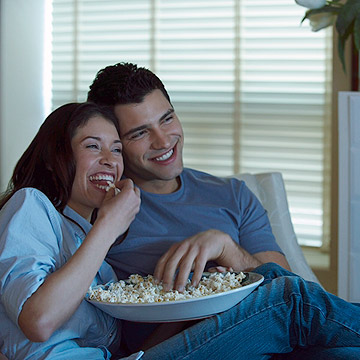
left=302, top=301, right=360, bottom=338
left=180, top=300, right=289, bottom=359
left=180, top=294, right=360, bottom=359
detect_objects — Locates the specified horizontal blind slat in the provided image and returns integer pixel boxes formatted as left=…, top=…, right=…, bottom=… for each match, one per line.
left=51, top=0, right=331, bottom=247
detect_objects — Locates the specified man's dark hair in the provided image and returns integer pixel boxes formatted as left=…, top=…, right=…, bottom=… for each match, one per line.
left=87, top=62, right=171, bottom=106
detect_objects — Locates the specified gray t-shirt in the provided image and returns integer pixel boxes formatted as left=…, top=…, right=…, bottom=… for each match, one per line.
left=106, top=168, right=282, bottom=280
left=106, top=168, right=282, bottom=353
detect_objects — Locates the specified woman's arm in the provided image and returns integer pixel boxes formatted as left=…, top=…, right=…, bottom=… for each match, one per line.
left=18, top=180, right=140, bottom=342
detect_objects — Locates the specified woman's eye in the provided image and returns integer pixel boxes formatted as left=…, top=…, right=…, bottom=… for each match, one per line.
left=112, top=147, right=122, bottom=154
left=86, top=144, right=99, bottom=149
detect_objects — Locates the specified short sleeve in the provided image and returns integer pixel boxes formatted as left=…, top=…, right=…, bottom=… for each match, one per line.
left=237, top=181, right=282, bottom=254
left=0, top=188, right=62, bottom=324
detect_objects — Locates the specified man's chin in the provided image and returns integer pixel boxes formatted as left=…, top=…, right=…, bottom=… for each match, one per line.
left=125, top=160, right=182, bottom=178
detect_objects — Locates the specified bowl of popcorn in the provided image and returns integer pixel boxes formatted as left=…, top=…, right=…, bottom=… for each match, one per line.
left=86, top=271, right=264, bottom=322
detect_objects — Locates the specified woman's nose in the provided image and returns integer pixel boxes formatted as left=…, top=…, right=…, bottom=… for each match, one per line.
left=99, top=150, right=115, bottom=167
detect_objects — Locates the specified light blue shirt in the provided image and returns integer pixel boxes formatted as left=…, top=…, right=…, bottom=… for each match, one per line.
left=0, top=188, right=119, bottom=359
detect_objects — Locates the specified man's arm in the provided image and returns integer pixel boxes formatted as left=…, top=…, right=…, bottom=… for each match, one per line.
left=254, top=251, right=290, bottom=270
left=154, top=229, right=290, bottom=292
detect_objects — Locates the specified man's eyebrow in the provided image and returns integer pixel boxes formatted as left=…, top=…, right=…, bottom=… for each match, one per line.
left=122, top=125, right=148, bottom=138
left=159, top=108, right=175, bottom=121
left=122, top=108, right=175, bottom=138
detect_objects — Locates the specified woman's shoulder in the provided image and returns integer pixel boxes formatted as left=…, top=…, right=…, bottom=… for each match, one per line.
left=1, top=188, right=59, bottom=222
left=0, top=188, right=64, bottom=254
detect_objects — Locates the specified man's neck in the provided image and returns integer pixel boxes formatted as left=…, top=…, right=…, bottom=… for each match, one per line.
left=136, top=177, right=181, bottom=194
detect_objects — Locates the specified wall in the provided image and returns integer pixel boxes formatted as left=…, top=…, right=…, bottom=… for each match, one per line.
left=338, top=91, right=360, bottom=301
left=0, top=0, right=47, bottom=191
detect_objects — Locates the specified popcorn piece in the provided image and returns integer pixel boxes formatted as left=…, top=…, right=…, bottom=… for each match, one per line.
left=88, top=272, right=247, bottom=304
left=106, top=181, right=121, bottom=194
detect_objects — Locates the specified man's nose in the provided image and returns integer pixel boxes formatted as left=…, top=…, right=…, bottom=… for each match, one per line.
left=151, top=129, right=171, bottom=149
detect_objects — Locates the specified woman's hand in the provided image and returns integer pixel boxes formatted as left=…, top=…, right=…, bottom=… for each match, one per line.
left=95, top=178, right=141, bottom=244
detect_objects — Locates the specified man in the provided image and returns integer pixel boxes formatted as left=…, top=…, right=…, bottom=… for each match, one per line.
left=87, top=63, right=360, bottom=359
left=87, top=63, right=290, bottom=290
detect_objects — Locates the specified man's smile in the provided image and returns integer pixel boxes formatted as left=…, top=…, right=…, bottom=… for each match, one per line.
left=152, top=148, right=174, bottom=162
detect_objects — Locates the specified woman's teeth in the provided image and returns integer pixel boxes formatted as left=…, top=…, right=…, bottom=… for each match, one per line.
left=93, top=180, right=120, bottom=194
left=156, top=149, right=173, bottom=161
left=89, top=174, right=119, bottom=193
left=93, top=184, right=110, bottom=190
left=89, top=174, right=114, bottom=182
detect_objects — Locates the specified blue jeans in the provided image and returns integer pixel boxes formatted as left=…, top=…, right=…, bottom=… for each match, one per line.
left=140, top=263, right=360, bottom=360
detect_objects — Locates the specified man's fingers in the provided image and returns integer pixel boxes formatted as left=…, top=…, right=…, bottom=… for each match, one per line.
left=155, top=245, right=205, bottom=292
left=154, top=243, right=191, bottom=291
left=154, top=230, right=232, bottom=292
left=154, top=250, right=176, bottom=288
left=173, top=259, right=195, bottom=292
left=160, top=253, right=184, bottom=291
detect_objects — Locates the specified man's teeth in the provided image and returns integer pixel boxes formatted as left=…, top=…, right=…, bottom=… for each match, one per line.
left=89, top=174, right=114, bottom=182
left=155, top=149, right=173, bottom=161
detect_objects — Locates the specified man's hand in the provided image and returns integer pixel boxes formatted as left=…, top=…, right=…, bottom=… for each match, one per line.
left=153, top=229, right=261, bottom=292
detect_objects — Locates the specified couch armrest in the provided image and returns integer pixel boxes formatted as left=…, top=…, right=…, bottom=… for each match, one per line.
left=233, top=172, right=320, bottom=284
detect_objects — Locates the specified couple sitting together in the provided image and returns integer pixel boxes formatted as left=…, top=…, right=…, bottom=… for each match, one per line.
left=0, top=62, right=360, bottom=360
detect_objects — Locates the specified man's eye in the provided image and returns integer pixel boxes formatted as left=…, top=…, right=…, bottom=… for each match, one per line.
left=130, top=130, right=146, bottom=140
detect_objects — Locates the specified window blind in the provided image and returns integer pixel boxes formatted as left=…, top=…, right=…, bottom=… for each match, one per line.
left=51, top=0, right=332, bottom=247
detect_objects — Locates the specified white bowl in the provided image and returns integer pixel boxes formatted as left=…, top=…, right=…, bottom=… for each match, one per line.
left=86, top=272, right=264, bottom=322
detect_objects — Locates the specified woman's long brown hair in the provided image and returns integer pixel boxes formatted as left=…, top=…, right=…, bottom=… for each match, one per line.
left=0, top=102, right=120, bottom=213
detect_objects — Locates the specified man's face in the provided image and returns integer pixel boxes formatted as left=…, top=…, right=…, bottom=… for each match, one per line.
left=114, top=89, right=184, bottom=194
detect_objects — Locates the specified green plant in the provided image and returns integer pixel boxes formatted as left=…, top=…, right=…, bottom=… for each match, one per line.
left=296, top=0, right=360, bottom=71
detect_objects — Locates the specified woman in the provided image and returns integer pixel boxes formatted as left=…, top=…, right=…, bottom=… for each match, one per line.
left=0, top=103, right=141, bottom=359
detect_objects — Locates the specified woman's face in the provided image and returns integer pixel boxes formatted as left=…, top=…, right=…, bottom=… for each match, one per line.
left=67, top=116, right=123, bottom=220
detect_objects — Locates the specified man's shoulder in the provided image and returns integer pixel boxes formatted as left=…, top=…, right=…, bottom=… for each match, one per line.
left=182, top=168, right=244, bottom=188
left=182, top=167, right=222, bottom=181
